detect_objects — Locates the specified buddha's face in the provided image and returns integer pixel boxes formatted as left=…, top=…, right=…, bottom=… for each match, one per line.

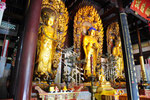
left=89, top=29, right=95, bottom=36
left=47, top=17, right=55, bottom=26
left=115, top=40, right=121, bottom=47
left=42, top=10, right=56, bottom=26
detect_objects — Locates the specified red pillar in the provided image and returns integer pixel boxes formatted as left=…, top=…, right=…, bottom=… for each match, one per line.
left=14, top=0, right=42, bottom=100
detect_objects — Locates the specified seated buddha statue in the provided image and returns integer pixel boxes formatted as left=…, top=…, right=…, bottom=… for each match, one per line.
left=36, top=9, right=57, bottom=77
left=99, top=68, right=111, bottom=85
left=112, top=37, right=125, bottom=81
left=83, top=27, right=99, bottom=78
left=97, top=68, right=114, bottom=93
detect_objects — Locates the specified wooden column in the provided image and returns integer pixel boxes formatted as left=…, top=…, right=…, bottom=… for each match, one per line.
left=136, top=22, right=147, bottom=82
left=14, top=0, right=42, bottom=100
left=117, top=0, right=139, bottom=100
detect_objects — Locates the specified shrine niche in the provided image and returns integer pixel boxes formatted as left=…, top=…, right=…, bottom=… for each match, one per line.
left=35, top=0, right=69, bottom=80
left=106, top=22, right=125, bottom=81
left=73, top=6, right=104, bottom=79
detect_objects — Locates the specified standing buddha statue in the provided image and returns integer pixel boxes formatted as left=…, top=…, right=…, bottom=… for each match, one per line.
left=112, top=37, right=124, bottom=80
left=83, top=27, right=99, bottom=78
left=36, top=9, right=57, bottom=77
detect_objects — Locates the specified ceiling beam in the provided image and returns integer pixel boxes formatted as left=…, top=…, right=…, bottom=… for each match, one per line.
left=94, top=0, right=113, bottom=8
left=125, top=8, right=148, bottom=24
left=102, top=14, right=118, bottom=27
left=101, top=7, right=118, bottom=19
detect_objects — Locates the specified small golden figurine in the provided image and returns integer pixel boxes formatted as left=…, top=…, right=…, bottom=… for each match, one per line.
left=83, top=27, right=99, bottom=77
left=97, top=68, right=115, bottom=95
left=98, top=68, right=112, bottom=87
left=63, top=85, right=67, bottom=92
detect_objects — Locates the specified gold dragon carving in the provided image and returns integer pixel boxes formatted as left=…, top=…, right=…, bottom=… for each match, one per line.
left=73, top=6, right=104, bottom=77
left=35, top=0, right=68, bottom=79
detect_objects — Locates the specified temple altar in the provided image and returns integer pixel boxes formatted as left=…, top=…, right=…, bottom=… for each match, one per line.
left=0, top=0, right=148, bottom=100
left=31, top=0, right=128, bottom=100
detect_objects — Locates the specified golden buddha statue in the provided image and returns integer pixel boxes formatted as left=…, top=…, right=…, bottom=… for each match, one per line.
left=36, top=9, right=57, bottom=76
left=112, top=37, right=124, bottom=79
left=34, top=0, right=68, bottom=81
left=83, top=27, right=99, bottom=78
left=97, top=68, right=114, bottom=93
left=98, top=68, right=111, bottom=86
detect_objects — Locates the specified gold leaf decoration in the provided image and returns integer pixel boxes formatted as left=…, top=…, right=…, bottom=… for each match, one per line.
left=106, top=22, right=119, bottom=53
left=73, top=6, right=104, bottom=68
left=36, top=0, right=68, bottom=79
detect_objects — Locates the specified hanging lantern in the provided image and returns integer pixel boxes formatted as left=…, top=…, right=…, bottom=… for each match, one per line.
left=0, top=0, right=6, bottom=25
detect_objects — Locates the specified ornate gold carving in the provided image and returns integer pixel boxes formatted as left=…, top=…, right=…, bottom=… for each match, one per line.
left=74, top=6, right=104, bottom=77
left=106, top=22, right=119, bottom=53
left=106, top=22, right=124, bottom=80
left=36, top=0, right=68, bottom=79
